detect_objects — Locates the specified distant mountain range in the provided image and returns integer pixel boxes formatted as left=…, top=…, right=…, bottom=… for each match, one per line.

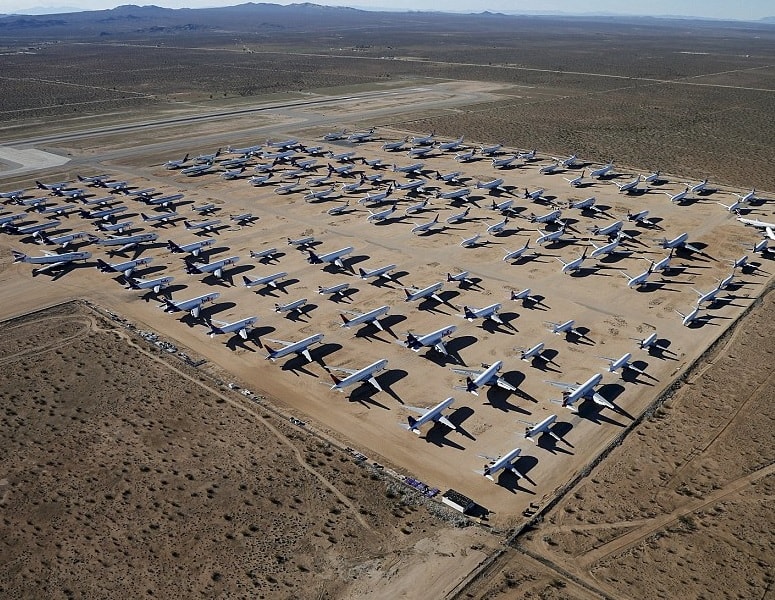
left=0, top=3, right=772, bottom=38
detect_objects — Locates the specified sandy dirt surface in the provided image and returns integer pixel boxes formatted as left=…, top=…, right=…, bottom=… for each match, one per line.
left=0, top=82, right=773, bottom=597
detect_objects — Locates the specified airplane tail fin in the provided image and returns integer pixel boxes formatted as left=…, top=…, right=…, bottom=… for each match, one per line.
left=185, top=263, right=197, bottom=275
left=11, top=250, right=28, bottom=263
left=465, top=377, right=478, bottom=395
left=184, top=220, right=193, bottom=229
left=340, top=314, right=351, bottom=327
left=446, top=273, right=454, bottom=282
left=407, top=416, right=418, bottom=429
left=96, top=259, right=111, bottom=272
left=241, top=276, right=254, bottom=287
left=307, top=250, right=321, bottom=264
left=358, top=268, right=368, bottom=279
left=329, top=373, right=342, bottom=386
left=464, top=306, right=476, bottom=321
left=141, top=213, right=150, bottom=222
left=167, top=240, right=183, bottom=252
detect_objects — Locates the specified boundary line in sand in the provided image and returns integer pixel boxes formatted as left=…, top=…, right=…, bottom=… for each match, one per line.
left=447, top=278, right=775, bottom=599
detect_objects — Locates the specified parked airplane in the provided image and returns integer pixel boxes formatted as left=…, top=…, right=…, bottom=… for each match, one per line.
left=248, top=173, right=273, bottom=186
left=287, top=235, right=316, bottom=249
left=249, top=247, right=279, bottom=262
left=650, top=249, right=673, bottom=275
left=642, top=170, right=662, bottom=183
left=341, top=178, right=367, bottom=194
left=737, top=216, right=775, bottom=239
left=186, top=256, right=240, bottom=279
left=329, top=150, right=357, bottom=163
left=517, top=341, right=556, bottom=365
left=589, top=162, right=615, bottom=179
left=184, top=219, right=222, bottom=232
left=556, top=154, right=579, bottom=168
left=492, top=155, right=519, bottom=169
left=557, top=247, right=588, bottom=274
left=220, top=167, right=245, bottom=180
left=447, top=271, right=475, bottom=286
left=307, top=246, right=354, bottom=269
left=358, top=184, right=394, bottom=206
left=460, top=233, right=484, bottom=248
left=454, top=149, right=477, bottom=163
left=503, top=239, right=537, bottom=262
left=676, top=306, right=702, bottom=327
left=36, top=180, right=71, bottom=194
left=162, top=292, right=220, bottom=318
left=436, top=187, right=472, bottom=202
left=401, top=325, right=457, bottom=355
left=530, top=209, right=563, bottom=225
left=614, top=175, right=642, bottom=194
left=327, top=200, right=351, bottom=216
left=510, top=288, right=542, bottom=305
left=167, top=238, right=215, bottom=257
left=392, top=179, right=427, bottom=193
left=657, top=232, right=701, bottom=253
left=403, top=281, right=443, bottom=303
left=411, top=214, right=441, bottom=234
left=693, top=285, right=722, bottom=306
left=716, top=198, right=746, bottom=213
left=486, top=218, right=509, bottom=235
left=36, top=231, right=90, bottom=248
left=452, top=361, right=515, bottom=396
left=538, top=162, right=561, bottom=174
left=382, top=139, right=408, bottom=151
left=265, top=333, right=324, bottom=362
left=125, top=275, right=174, bottom=294
left=327, top=163, right=354, bottom=176
left=620, top=262, right=653, bottom=289
left=80, top=205, right=127, bottom=221
left=191, top=203, right=217, bottom=214
left=141, top=211, right=178, bottom=225
left=359, top=263, right=397, bottom=281
left=8, top=220, right=62, bottom=236
left=589, top=234, right=629, bottom=258
left=476, top=178, right=506, bottom=193
left=563, top=170, right=587, bottom=187
left=181, top=162, right=215, bottom=177
left=229, top=213, right=256, bottom=226
left=348, top=128, right=375, bottom=143
left=491, top=198, right=514, bottom=214
left=518, top=149, right=538, bottom=161
left=688, top=178, right=709, bottom=193
left=340, top=305, right=390, bottom=331
left=411, top=132, right=435, bottom=146
left=193, top=148, right=221, bottom=163
left=407, top=146, right=434, bottom=159
left=567, top=196, right=603, bottom=214
left=90, top=232, right=159, bottom=254
left=588, top=220, right=623, bottom=238
left=403, top=198, right=430, bottom=215
left=546, top=373, right=611, bottom=410
left=664, top=187, right=690, bottom=204
left=12, top=249, right=91, bottom=275
left=96, top=220, right=133, bottom=233
left=274, top=298, right=308, bottom=315
left=599, top=352, right=647, bottom=376
left=367, top=203, right=399, bottom=223
left=328, top=359, right=389, bottom=392
left=716, top=270, right=736, bottom=291
left=164, top=154, right=190, bottom=169
left=463, top=303, right=503, bottom=325
left=242, top=271, right=287, bottom=289
left=627, top=209, right=657, bottom=227
left=445, top=207, right=471, bottom=224
left=207, top=316, right=258, bottom=340
left=546, top=319, right=588, bottom=339
left=323, top=129, right=347, bottom=141
left=96, top=256, right=152, bottom=277
left=225, top=143, right=262, bottom=156
left=436, top=136, right=464, bottom=152
left=266, top=138, right=299, bottom=149
left=402, top=397, right=456, bottom=434
left=522, top=414, right=563, bottom=443
left=0, top=213, right=25, bottom=229
left=318, top=282, right=350, bottom=298
left=523, top=188, right=549, bottom=203
left=535, top=226, right=570, bottom=246
left=477, top=448, right=526, bottom=481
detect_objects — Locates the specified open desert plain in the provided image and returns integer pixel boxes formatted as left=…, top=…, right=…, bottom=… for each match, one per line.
left=0, top=6, right=773, bottom=599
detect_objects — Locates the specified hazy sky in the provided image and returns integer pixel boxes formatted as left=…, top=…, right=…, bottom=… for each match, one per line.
left=4, top=0, right=774, bottom=20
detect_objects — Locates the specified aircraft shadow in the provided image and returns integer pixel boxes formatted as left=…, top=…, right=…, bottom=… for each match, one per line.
left=224, top=334, right=259, bottom=352
left=280, top=354, right=321, bottom=378
left=484, top=383, right=531, bottom=415
left=323, top=287, right=359, bottom=304
left=517, top=295, right=549, bottom=311
left=447, top=406, right=477, bottom=441
left=255, top=278, right=299, bottom=297
left=348, top=368, right=408, bottom=407
left=480, top=315, right=518, bottom=334
left=575, top=400, right=628, bottom=426
left=494, top=462, right=538, bottom=494
left=247, top=325, right=275, bottom=349
left=535, top=428, right=575, bottom=455
left=622, top=361, right=659, bottom=384
left=200, top=301, right=237, bottom=320
left=423, top=421, right=466, bottom=450
left=565, top=328, right=594, bottom=345
left=527, top=350, right=561, bottom=373
left=281, top=302, right=318, bottom=322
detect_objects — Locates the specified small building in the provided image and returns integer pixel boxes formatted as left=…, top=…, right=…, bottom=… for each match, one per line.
left=441, top=489, right=475, bottom=514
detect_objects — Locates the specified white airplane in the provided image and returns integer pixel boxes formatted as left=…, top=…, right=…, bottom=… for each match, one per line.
left=392, top=179, right=427, bottom=192
left=737, top=216, right=775, bottom=240
left=274, top=298, right=308, bottom=315
left=517, top=341, right=556, bottom=365
left=8, top=220, right=62, bottom=236
left=664, top=187, right=690, bottom=204
left=642, top=170, right=662, bottom=183
left=599, top=352, right=647, bottom=376
left=546, top=319, right=587, bottom=339
left=435, top=170, right=462, bottom=183
left=242, top=271, right=287, bottom=289
left=36, top=231, right=90, bottom=248
left=436, top=136, right=464, bottom=152
left=462, top=303, right=503, bottom=325
left=556, top=154, right=579, bottom=168
left=382, top=139, right=407, bottom=151
left=162, top=292, right=220, bottom=318
left=403, top=281, right=444, bottom=303
left=265, top=138, right=299, bottom=149
left=186, top=256, right=240, bottom=279
left=191, top=203, right=216, bottom=214
left=523, top=188, right=548, bottom=203
left=676, top=306, right=702, bottom=327
left=327, top=200, right=352, bottom=216
left=492, top=198, right=514, bottom=213
left=340, top=305, right=390, bottom=331
left=323, top=129, right=347, bottom=141
left=348, top=128, right=375, bottom=143
left=522, top=414, right=563, bottom=443
left=446, top=207, right=471, bottom=224
left=614, top=175, right=642, bottom=194
left=167, top=238, right=215, bottom=257
left=249, top=247, right=279, bottom=262
left=436, top=187, right=472, bottom=202
left=81, top=195, right=115, bottom=207
left=229, top=213, right=256, bottom=226
left=460, top=233, right=484, bottom=248
left=35, top=180, right=71, bottom=194
left=657, top=232, right=701, bottom=253
left=411, top=214, right=441, bottom=234
left=275, top=180, right=303, bottom=195
left=518, top=149, right=538, bottom=161
left=588, top=220, right=623, bottom=238
left=564, top=170, right=586, bottom=187
left=589, top=234, right=629, bottom=259
left=307, top=246, right=354, bottom=269
left=193, top=148, right=221, bottom=163
left=503, top=239, right=537, bottom=262
left=318, top=282, right=350, bottom=298
left=477, top=447, right=526, bottom=481
left=648, top=250, right=673, bottom=273
left=510, top=288, right=543, bottom=305
left=226, top=143, right=262, bottom=156
left=411, top=132, right=435, bottom=146
left=164, top=154, right=190, bottom=169
left=404, top=199, right=430, bottom=215
left=248, top=173, right=274, bottom=186
left=392, top=162, right=424, bottom=175
left=96, top=256, right=152, bottom=277
left=92, top=232, right=158, bottom=254
left=539, top=162, right=561, bottom=175
left=452, top=360, right=515, bottom=396
left=632, top=332, right=661, bottom=351
left=620, top=262, right=654, bottom=289
left=0, top=189, right=25, bottom=201
left=265, top=333, right=324, bottom=362
left=479, top=143, right=503, bottom=156
left=476, top=178, right=506, bottom=193
left=717, top=198, right=747, bottom=213
left=688, top=178, right=709, bottom=193
left=329, top=150, right=357, bottom=163
left=146, top=193, right=184, bottom=209
left=359, top=263, right=397, bottom=281
left=535, top=226, right=570, bottom=246
left=626, top=209, right=657, bottom=227
left=693, top=285, right=722, bottom=306
left=96, top=220, right=132, bottom=233
left=407, top=146, right=434, bottom=159
left=287, top=235, right=316, bottom=249
left=447, top=271, right=475, bottom=286
left=80, top=205, right=127, bottom=221
left=0, top=213, right=25, bottom=229
left=125, top=275, right=174, bottom=294
left=141, top=211, right=178, bottom=225
left=208, top=316, right=258, bottom=340
left=401, top=325, right=457, bottom=355
left=341, top=178, right=367, bottom=194
left=732, top=188, right=757, bottom=203
left=402, top=397, right=456, bottom=434
left=12, top=249, right=91, bottom=275
left=716, top=270, right=736, bottom=291
left=220, top=167, right=245, bottom=180
left=530, top=208, right=563, bottom=225
left=492, top=155, right=519, bottom=169
left=752, top=239, right=772, bottom=255
left=486, top=218, right=509, bottom=235
left=454, top=149, right=477, bottom=163
left=731, top=255, right=749, bottom=269
left=589, top=162, right=615, bottom=179
left=328, top=359, right=389, bottom=392
left=184, top=219, right=221, bottom=232
left=545, top=373, right=612, bottom=411
left=181, top=163, right=215, bottom=177
left=306, top=174, right=330, bottom=187
left=304, top=186, right=337, bottom=203
left=367, top=203, right=399, bottom=223
left=358, top=184, right=394, bottom=206
left=557, top=247, right=588, bottom=274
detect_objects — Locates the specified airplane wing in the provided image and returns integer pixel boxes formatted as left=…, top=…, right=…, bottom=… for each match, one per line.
left=32, top=261, right=67, bottom=275
left=434, top=341, right=449, bottom=355
left=544, top=380, right=575, bottom=392
left=324, top=365, right=358, bottom=376
left=765, top=226, right=775, bottom=241
left=450, top=367, right=481, bottom=377
left=264, top=338, right=293, bottom=347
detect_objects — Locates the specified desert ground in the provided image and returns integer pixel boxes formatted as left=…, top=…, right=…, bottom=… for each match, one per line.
left=0, top=12, right=773, bottom=599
